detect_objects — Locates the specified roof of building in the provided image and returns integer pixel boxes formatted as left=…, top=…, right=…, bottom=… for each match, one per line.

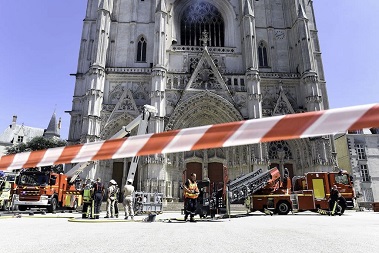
left=0, top=124, right=44, bottom=144
left=0, top=112, right=61, bottom=146
left=43, top=112, right=60, bottom=138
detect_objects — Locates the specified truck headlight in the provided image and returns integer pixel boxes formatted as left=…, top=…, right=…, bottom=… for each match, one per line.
left=40, top=195, right=48, bottom=201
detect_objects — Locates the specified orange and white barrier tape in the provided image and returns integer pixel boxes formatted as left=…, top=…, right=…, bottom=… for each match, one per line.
left=1, top=103, right=379, bottom=171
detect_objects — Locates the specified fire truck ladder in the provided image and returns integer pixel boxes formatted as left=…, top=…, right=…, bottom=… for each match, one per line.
left=227, top=168, right=272, bottom=203
left=66, top=105, right=157, bottom=184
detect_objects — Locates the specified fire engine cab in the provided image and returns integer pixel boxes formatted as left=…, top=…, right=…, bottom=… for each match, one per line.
left=13, top=167, right=82, bottom=212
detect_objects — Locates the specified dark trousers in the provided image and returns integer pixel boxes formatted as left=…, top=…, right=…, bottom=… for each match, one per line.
left=329, top=200, right=337, bottom=211
left=115, top=200, right=119, bottom=216
left=338, top=196, right=347, bottom=214
left=94, top=192, right=103, bottom=216
left=185, top=198, right=197, bottom=218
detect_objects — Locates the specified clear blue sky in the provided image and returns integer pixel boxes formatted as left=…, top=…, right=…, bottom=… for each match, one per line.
left=0, top=1, right=378, bottom=140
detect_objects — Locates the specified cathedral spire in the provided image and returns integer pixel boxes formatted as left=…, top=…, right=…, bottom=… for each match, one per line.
left=44, top=112, right=60, bottom=139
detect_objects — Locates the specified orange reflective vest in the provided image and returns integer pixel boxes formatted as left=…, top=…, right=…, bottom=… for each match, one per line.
left=184, top=180, right=199, bottom=199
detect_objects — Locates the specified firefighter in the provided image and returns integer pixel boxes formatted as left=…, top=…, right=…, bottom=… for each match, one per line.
left=93, top=178, right=104, bottom=219
left=114, top=182, right=120, bottom=218
left=183, top=173, right=199, bottom=222
left=329, top=185, right=341, bottom=215
left=282, top=168, right=291, bottom=194
left=123, top=180, right=135, bottom=220
left=338, top=191, right=347, bottom=214
left=105, top=179, right=117, bottom=218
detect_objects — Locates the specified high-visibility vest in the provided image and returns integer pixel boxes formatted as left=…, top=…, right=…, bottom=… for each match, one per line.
left=184, top=180, right=199, bottom=199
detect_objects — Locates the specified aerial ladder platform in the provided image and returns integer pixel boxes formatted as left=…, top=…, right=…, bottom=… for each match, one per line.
left=227, top=168, right=272, bottom=203
left=66, top=104, right=157, bottom=184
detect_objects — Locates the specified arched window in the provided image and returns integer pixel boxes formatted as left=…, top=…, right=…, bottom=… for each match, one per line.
left=258, top=41, right=268, bottom=67
left=180, top=2, right=224, bottom=47
left=136, top=36, right=147, bottom=62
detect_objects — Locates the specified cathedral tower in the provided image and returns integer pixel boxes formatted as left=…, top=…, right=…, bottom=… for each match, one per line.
left=68, top=0, right=334, bottom=200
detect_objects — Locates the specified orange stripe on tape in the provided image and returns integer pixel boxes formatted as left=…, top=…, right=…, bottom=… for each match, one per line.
left=349, top=104, right=379, bottom=130
left=261, top=111, right=323, bottom=142
left=55, top=144, right=84, bottom=164
left=0, top=154, right=15, bottom=171
left=92, top=139, right=125, bottom=161
left=192, top=121, right=245, bottom=150
left=137, top=130, right=180, bottom=156
left=25, top=150, right=47, bottom=168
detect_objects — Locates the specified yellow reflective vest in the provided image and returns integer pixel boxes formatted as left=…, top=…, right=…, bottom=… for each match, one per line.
left=184, top=180, right=199, bottom=199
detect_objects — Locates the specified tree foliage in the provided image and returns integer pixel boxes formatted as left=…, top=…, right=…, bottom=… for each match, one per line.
left=5, top=142, right=28, bottom=155
left=6, top=136, right=67, bottom=155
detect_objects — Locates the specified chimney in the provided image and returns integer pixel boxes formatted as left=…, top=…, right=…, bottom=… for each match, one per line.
left=11, top=115, right=17, bottom=129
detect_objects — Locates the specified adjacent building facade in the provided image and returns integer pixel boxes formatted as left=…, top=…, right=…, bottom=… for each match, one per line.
left=0, top=114, right=61, bottom=156
left=335, top=129, right=379, bottom=204
left=67, top=0, right=335, bottom=200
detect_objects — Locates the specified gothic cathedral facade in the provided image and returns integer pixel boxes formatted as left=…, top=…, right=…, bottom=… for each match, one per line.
left=68, top=0, right=336, bottom=200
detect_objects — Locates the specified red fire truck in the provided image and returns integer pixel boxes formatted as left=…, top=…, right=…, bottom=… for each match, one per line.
left=247, top=168, right=355, bottom=215
left=13, top=168, right=82, bottom=212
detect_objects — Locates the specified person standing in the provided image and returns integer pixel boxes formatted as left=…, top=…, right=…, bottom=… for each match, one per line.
left=114, top=182, right=120, bottom=218
left=338, top=191, right=347, bottom=214
left=123, top=180, right=135, bottom=220
left=93, top=178, right=104, bottom=219
left=183, top=173, right=199, bottom=222
left=105, top=179, right=117, bottom=218
left=329, top=185, right=340, bottom=215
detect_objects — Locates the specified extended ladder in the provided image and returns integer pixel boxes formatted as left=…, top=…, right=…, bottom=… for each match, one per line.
left=227, top=168, right=272, bottom=203
left=66, top=105, right=157, bottom=184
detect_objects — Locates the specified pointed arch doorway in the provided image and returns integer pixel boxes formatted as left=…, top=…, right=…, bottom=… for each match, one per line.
left=185, top=162, right=202, bottom=180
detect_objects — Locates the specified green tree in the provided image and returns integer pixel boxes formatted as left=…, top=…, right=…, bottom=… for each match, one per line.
left=6, top=137, right=67, bottom=172
left=6, top=136, right=66, bottom=155
left=5, top=142, right=28, bottom=155
left=26, top=136, right=66, bottom=151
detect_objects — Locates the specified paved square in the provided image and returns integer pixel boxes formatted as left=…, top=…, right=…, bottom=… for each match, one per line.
left=1, top=210, right=378, bottom=253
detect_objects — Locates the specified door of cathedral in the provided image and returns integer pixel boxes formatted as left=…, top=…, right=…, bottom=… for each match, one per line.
left=208, top=162, right=224, bottom=184
left=112, top=162, right=124, bottom=188
left=112, top=161, right=139, bottom=188
left=185, top=162, right=203, bottom=180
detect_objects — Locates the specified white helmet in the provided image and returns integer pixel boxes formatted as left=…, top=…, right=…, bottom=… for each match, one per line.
left=110, top=179, right=117, bottom=185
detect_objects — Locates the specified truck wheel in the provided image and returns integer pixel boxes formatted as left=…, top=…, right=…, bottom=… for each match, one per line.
left=276, top=201, right=290, bottom=215
left=18, top=205, right=27, bottom=211
left=47, top=198, right=58, bottom=213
